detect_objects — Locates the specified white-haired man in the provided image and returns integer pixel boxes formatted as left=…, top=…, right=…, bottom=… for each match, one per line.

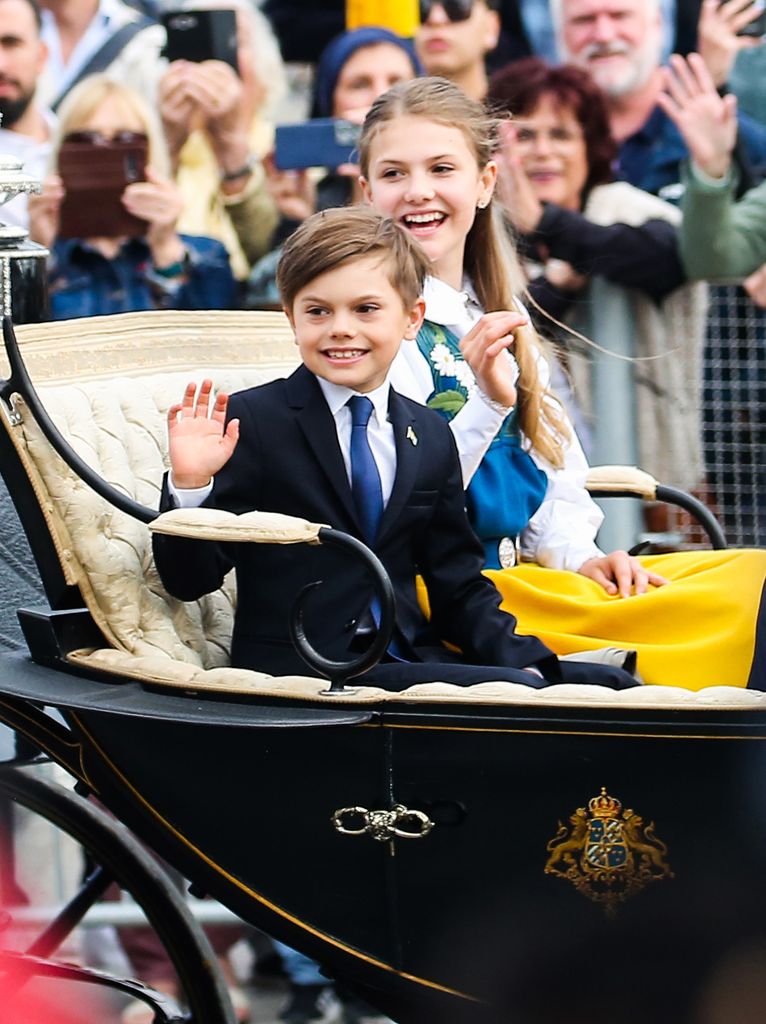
left=551, top=0, right=766, bottom=199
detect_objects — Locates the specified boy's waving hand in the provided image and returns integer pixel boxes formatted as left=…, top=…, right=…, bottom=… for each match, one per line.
left=167, top=379, right=240, bottom=489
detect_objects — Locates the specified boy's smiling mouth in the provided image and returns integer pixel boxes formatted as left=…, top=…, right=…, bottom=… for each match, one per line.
left=323, top=348, right=368, bottom=361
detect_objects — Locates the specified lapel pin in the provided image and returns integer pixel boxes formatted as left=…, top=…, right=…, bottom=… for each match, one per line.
left=406, top=425, right=418, bottom=446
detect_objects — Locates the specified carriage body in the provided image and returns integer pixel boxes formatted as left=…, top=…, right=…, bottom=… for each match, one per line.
left=0, top=311, right=764, bottom=1024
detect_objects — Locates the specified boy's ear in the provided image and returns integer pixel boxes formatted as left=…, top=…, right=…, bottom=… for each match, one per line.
left=283, top=305, right=298, bottom=342
left=403, top=296, right=427, bottom=339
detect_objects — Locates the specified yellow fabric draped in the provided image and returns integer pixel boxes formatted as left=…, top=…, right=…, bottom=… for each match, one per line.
left=418, top=550, right=766, bottom=690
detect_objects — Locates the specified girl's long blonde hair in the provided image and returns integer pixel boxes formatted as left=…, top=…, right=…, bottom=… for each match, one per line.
left=358, top=77, right=569, bottom=467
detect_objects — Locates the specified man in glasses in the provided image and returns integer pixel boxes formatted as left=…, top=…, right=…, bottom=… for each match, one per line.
left=0, top=0, right=55, bottom=230
left=416, top=0, right=501, bottom=100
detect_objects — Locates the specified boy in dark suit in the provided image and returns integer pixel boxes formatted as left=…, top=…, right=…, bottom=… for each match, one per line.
left=153, top=207, right=635, bottom=690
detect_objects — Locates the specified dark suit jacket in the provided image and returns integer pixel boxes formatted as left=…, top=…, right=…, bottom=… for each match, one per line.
left=153, top=367, right=558, bottom=679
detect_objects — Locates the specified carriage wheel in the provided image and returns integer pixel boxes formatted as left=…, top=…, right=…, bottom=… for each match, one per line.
left=0, top=765, right=235, bottom=1024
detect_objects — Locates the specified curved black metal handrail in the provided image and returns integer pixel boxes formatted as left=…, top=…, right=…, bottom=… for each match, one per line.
left=588, top=483, right=727, bottom=550
left=290, top=527, right=395, bottom=688
left=0, top=316, right=395, bottom=684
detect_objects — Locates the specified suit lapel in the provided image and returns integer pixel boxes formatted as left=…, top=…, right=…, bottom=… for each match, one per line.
left=288, top=367, right=358, bottom=525
left=378, top=390, right=422, bottom=545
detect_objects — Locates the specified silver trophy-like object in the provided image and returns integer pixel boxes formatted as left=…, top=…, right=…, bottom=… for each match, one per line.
left=0, top=147, right=49, bottom=323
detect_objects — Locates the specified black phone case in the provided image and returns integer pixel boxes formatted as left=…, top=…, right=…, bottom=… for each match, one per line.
left=161, top=9, right=238, bottom=72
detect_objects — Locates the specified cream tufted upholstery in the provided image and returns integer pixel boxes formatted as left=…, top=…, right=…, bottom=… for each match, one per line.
left=6, top=311, right=765, bottom=710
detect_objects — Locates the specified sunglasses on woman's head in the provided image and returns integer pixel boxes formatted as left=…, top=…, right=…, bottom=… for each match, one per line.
left=62, top=130, right=148, bottom=145
left=419, top=0, right=485, bottom=23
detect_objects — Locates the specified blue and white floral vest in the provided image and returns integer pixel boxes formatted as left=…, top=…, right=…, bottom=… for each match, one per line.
left=416, top=320, right=547, bottom=568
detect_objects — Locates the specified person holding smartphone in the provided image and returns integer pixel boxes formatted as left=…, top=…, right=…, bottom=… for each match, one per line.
left=158, top=0, right=285, bottom=280
left=28, top=74, right=237, bottom=320
left=247, top=26, right=422, bottom=306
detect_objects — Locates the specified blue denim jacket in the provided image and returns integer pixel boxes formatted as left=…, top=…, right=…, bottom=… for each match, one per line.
left=48, top=234, right=238, bottom=320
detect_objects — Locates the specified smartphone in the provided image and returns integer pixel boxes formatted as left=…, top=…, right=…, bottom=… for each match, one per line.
left=58, top=138, right=148, bottom=239
left=161, top=9, right=239, bottom=72
left=274, top=119, right=361, bottom=171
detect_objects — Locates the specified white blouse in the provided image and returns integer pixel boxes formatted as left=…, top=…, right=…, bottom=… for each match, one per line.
left=390, top=276, right=604, bottom=572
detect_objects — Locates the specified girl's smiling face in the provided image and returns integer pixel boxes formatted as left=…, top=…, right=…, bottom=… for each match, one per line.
left=360, top=115, right=496, bottom=290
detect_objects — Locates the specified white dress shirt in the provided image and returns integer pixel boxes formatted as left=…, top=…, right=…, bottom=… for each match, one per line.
left=37, top=0, right=166, bottom=109
left=40, top=0, right=128, bottom=99
left=169, top=376, right=397, bottom=508
left=390, top=275, right=604, bottom=573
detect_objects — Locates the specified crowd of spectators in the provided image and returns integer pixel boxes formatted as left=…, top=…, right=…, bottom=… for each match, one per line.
left=3, top=1, right=766, bottom=1023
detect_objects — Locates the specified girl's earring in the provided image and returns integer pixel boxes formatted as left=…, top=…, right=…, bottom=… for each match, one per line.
left=477, top=199, right=488, bottom=210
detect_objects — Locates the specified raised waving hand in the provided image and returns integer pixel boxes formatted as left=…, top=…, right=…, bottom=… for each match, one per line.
left=658, top=52, right=738, bottom=180
left=167, top=380, right=240, bottom=489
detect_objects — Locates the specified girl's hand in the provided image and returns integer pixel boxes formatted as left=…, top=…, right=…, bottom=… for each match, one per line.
left=123, top=168, right=185, bottom=267
left=697, top=0, right=764, bottom=88
left=27, top=174, right=64, bottom=250
left=167, top=380, right=240, bottom=489
left=658, top=52, right=738, bottom=180
left=578, top=551, right=668, bottom=597
left=460, top=311, right=528, bottom=408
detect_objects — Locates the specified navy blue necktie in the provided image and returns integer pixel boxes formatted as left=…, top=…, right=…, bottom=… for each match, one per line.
left=347, top=396, right=407, bottom=662
left=347, top=395, right=384, bottom=546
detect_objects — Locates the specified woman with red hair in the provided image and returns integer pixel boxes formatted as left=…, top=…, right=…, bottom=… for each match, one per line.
left=488, top=56, right=705, bottom=492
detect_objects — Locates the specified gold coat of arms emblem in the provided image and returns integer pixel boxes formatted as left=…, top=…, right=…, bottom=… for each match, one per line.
left=544, top=788, right=673, bottom=915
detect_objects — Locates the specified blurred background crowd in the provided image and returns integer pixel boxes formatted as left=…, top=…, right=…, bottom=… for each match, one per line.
left=1, top=0, right=766, bottom=1021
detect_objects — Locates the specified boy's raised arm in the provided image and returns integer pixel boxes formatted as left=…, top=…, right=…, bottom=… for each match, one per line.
left=167, top=380, right=240, bottom=490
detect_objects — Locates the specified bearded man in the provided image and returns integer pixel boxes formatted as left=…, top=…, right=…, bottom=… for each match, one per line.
left=0, top=0, right=54, bottom=228
left=552, top=0, right=766, bottom=198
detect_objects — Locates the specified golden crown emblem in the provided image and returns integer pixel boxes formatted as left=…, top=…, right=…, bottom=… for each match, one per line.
left=588, top=787, right=622, bottom=819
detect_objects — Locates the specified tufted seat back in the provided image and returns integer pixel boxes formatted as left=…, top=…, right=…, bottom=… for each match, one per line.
left=7, top=310, right=299, bottom=668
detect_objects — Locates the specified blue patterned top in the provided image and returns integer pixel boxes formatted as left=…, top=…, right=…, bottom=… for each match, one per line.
left=416, top=320, right=547, bottom=568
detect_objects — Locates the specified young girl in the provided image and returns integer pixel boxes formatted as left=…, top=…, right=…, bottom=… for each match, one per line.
left=358, top=76, right=766, bottom=691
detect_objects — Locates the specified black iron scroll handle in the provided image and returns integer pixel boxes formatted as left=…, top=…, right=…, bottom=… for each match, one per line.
left=0, top=316, right=156, bottom=524
left=289, top=527, right=395, bottom=691
left=588, top=481, right=727, bottom=550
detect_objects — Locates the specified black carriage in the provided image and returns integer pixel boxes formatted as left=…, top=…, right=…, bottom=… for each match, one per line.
left=0, top=309, right=763, bottom=1024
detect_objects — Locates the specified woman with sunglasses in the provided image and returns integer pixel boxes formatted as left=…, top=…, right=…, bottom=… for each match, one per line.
left=28, top=75, right=237, bottom=321
left=415, top=0, right=502, bottom=101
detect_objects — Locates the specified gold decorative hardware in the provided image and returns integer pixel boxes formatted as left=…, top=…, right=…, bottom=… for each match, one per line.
left=332, top=804, right=435, bottom=842
left=545, top=787, right=673, bottom=915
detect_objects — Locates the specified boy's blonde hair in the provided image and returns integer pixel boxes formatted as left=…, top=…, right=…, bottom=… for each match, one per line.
left=359, top=77, right=569, bottom=468
left=53, top=75, right=171, bottom=178
left=277, top=207, right=429, bottom=311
